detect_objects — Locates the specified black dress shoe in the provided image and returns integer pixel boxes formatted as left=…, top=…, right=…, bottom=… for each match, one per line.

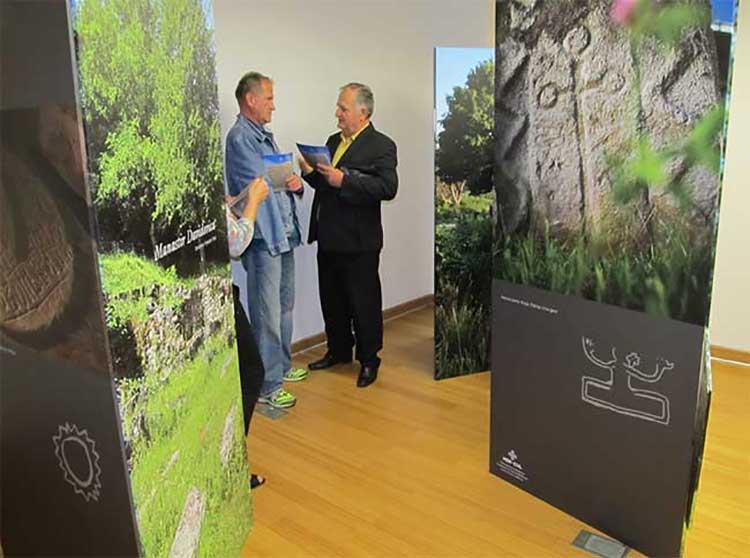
left=308, top=352, right=352, bottom=370
left=357, top=363, right=379, bottom=388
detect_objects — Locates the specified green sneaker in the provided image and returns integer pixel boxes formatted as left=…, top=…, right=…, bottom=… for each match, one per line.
left=259, top=388, right=296, bottom=409
left=283, top=367, right=308, bottom=382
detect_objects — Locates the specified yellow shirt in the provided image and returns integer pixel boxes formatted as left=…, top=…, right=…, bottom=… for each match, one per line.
left=331, top=121, right=370, bottom=167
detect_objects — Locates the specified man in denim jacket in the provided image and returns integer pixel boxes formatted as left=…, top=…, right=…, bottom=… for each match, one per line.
left=225, top=71, right=307, bottom=409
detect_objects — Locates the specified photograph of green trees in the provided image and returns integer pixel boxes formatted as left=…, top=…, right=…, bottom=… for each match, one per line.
left=435, top=50, right=494, bottom=379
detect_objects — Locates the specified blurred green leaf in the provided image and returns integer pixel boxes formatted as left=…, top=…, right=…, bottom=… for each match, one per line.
left=684, top=104, right=724, bottom=174
left=654, top=5, right=709, bottom=47
left=608, top=138, right=669, bottom=206
left=630, top=138, right=668, bottom=186
left=627, top=0, right=708, bottom=48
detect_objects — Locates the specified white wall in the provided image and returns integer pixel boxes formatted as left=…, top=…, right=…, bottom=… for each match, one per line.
left=213, top=0, right=494, bottom=342
left=709, top=0, right=750, bottom=353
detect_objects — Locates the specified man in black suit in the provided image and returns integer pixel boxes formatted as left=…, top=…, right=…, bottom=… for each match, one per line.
left=299, top=82, right=398, bottom=387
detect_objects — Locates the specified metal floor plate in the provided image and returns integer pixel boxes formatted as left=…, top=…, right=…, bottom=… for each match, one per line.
left=256, top=405, right=289, bottom=420
left=572, top=531, right=629, bottom=558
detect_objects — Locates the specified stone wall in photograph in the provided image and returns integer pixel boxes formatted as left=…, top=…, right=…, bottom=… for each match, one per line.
left=107, top=275, right=234, bottom=380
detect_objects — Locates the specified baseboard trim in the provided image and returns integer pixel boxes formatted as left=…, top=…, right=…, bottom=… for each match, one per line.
left=291, top=333, right=327, bottom=355
left=383, top=294, right=434, bottom=322
left=711, top=345, right=750, bottom=365
left=292, top=310, right=747, bottom=364
left=291, top=294, right=434, bottom=355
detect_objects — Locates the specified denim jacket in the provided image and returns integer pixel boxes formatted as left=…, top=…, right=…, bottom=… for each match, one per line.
left=225, top=114, right=301, bottom=256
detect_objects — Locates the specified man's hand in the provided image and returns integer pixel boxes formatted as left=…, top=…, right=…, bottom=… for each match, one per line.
left=298, top=156, right=313, bottom=175
left=286, top=174, right=304, bottom=192
left=317, top=164, right=344, bottom=188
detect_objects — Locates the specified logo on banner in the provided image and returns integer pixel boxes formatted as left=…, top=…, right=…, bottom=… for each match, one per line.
left=52, top=423, right=102, bottom=502
left=496, top=449, right=528, bottom=482
left=581, top=337, right=673, bottom=425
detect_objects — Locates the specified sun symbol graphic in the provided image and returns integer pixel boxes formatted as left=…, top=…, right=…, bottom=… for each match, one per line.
left=52, top=423, right=102, bottom=502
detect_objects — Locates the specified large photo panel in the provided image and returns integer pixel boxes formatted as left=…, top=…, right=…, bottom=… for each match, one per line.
left=434, top=47, right=494, bottom=380
left=72, top=0, right=252, bottom=555
left=491, top=1, right=737, bottom=556
left=490, top=279, right=709, bottom=556
left=494, top=0, right=733, bottom=324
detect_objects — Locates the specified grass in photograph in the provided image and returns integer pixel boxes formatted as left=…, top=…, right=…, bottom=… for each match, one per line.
left=100, top=252, right=187, bottom=295
left=124, top=333, right=251, bottom=557
left=435, top=282, right=490, bottom=379
left=435, top=190, right=493, bottom=379
left=495, top=215, right=715, bottom=325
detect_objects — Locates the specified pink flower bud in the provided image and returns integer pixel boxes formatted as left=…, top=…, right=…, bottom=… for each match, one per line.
left=611, top=0, right=638, bottom=26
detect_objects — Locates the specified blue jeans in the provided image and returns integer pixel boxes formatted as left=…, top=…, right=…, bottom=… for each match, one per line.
left=241, top=237, right=296, bottom=397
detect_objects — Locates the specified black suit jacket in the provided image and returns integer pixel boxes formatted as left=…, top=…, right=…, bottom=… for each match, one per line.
left=305, top=123, right=398, bottom=252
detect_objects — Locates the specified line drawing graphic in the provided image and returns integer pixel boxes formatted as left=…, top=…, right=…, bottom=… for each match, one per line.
left=581, top=337, right=673, bottom=425
left=52, top=423, right=102, bottom=502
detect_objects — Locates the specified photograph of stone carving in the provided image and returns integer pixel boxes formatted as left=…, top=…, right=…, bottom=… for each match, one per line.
left=494, top=0, right=737, bottom=325
left=435, top=48, right=494, bottom=379
left=1, top=103, right=112, bottom=375
left=72, top=0, right=251, bottom=554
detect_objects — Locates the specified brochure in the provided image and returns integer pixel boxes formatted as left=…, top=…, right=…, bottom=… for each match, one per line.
left=263, top=152, right=294, bottom=192
left=297, top=143, right=332, bottom=168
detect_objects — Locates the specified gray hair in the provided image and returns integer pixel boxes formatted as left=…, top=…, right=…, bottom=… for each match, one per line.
left=235, top=71, right=272, bottom=103
left=341, top=82, right=374, bottom=118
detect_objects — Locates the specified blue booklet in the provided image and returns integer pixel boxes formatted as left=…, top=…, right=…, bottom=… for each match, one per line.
left=262, top=152, right=293, bottom=192
left=297, top=143, right=332, bottom=168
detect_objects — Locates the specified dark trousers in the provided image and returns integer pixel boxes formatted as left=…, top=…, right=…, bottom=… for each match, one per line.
left=232, top=285, right=265, bottom=435
left=317, top=250, right=383, bottom=366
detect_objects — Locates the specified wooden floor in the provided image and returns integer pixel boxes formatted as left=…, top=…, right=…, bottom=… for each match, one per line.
left=241, top=306, right=749, bottom=557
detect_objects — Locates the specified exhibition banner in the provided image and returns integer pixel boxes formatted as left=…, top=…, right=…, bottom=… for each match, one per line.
left=0, top=1, right=139, bottom=554
left=72, top=0, right=252, bottom=555
left=490, top=280, right=710, bottom=556
left=491, top=0, right=736, bottom=555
